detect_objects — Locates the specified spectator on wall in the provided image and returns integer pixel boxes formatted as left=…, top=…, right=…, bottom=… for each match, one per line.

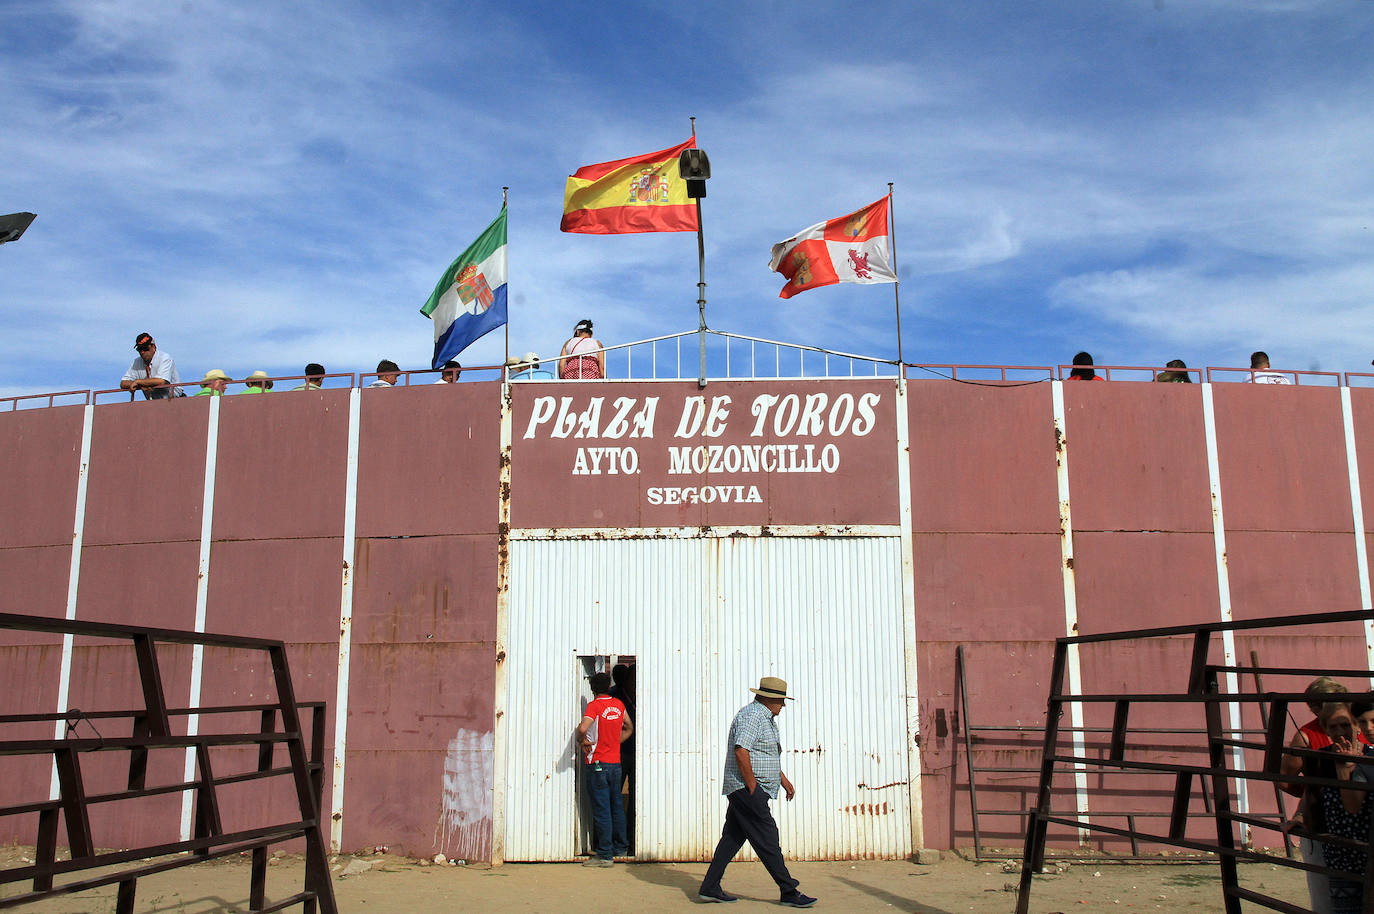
left=121, top=332, right=183, bottom=399
left=1066, top=351, right=1103, bottom=381
left=511, top=352, right=554, bottom=381
left=194, top=369, right=230, bottom=397
left=1249, top=351, right=1292, bottom=384
left=292, top=363, right=326, bottom=391
left=434, top=360, right=462, bottom=384
left=367, top=360, right=401, bottom=388
left=559, top=319, right=605, bottom=379
left=241, top=370, right=274, bottom=393
left=1155, top=359, right=1193, bottom=383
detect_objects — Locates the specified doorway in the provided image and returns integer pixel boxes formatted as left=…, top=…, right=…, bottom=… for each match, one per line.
left=575, top=654, right=637, bottom=858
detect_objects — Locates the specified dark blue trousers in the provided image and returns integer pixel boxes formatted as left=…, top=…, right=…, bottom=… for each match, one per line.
left=700, top=787, right=799, bottom=895
left=585, top=762, right=626, bottom=860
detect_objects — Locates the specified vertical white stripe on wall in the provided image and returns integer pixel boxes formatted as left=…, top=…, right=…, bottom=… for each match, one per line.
left=490, top=382, right=514, bottom=864
left=892, top=377, right=925, bottom=852
left=329, top=387, right=362, bottom=853
left=49, top=403, right=94, bottom=801
left=1200, top=383, right=1251, bottom=833
left=178, top=395, right=221, bottom=839
left=1050, top=381, right=1090, bottom=842
left=1338, top=387, right=1374, bottom=680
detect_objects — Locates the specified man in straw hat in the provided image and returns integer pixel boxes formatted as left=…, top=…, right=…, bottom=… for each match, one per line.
left=698, top=676, right=817, bottom=907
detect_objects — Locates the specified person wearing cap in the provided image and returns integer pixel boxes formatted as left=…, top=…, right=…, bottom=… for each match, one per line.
left=291, top=363, right=327, bottom=391
left=510, top=352, right=554, bottom=381
left=558, top=319, right=605, bottom=379
left=698, top=677, right=817, bottom=907
left=194, top=369, right=230, bottom=397
left=367, top=359, right=401, bottom=388
left=433, top=360, right=461, bottom=384
left=120, top=332, right=182, bottom=400
left=240, top=370, right=274, bottom=394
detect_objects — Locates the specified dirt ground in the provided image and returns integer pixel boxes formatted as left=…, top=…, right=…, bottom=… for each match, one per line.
left=0, top=845, right=1316, bottom=913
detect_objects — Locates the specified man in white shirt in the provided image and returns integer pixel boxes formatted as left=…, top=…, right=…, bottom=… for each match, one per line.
left=367, top=359, right=401, bottom=388
left=120, top=332, right=182, bottom=399
left=1249, top=351, right=1292, bottom=385
left=434, top=360, right=461, bottom=383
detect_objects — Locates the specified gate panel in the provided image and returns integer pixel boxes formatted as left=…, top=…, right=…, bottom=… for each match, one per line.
left=504, top=535, right=910, bottom=861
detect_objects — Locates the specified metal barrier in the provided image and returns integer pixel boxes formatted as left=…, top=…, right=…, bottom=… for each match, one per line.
left=0, top=612, right=337, bottom=913
left=957, top=645, right=1225, bottom=861
left=1014, top=609, right=1374, bottom=914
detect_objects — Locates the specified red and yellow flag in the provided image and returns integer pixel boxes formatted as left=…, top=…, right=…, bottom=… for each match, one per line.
left=561, top=137, right=700, bottom=234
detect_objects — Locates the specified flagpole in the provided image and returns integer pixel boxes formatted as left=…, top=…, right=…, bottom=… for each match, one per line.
left=691, top=116, right=707, bottom=389
left=888, top=182, right=904, bottom=367
left=502, top=187, right=510, bottom=371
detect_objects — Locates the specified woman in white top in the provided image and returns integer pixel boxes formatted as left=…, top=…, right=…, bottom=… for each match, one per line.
left=559, top=319, right=605, bottom=379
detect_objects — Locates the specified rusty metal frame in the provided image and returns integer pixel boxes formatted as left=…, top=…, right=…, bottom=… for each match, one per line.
left=956, top=644, right=1232, bottom=863
left=1014, top=608, right=1374, bottom=914
left=0, top=612, right=337, bottom=914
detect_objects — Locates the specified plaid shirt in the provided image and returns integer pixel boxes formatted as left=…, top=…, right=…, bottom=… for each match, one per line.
left=721, top=700, right=783, bottom=798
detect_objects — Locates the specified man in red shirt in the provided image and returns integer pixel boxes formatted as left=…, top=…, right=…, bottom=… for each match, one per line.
left=576, top=672, right=634, bottom=866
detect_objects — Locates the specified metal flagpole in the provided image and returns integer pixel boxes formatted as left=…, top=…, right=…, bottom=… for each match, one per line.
left=691, top=117, right=707, bottom=389
left=502, top=187, right=510, bottom=371
left=888, top=182, right=903, bottom=367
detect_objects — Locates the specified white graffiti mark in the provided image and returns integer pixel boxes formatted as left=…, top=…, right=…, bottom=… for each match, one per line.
left=434, top=728, right=494, bottom=861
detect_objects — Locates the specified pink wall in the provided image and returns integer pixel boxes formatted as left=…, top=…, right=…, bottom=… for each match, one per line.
left=2, top=377, right=1370, bottom=858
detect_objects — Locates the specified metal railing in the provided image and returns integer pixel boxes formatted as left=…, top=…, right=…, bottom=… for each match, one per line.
left=0, top=612, right=337, bottom=913
left=9, top=333, right=1374, bottom=411
left=1014, top=609, right=1374, bottom=914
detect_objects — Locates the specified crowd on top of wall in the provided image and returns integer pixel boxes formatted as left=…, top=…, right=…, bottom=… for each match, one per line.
left=1066, top=350, right=1293, bottom=384
left=115, top=321, right=1340, bottom=404
left=118, top=319, right=607, bottom=401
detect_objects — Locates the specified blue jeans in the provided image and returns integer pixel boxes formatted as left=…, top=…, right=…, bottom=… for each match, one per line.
left=585, top=762, right=626, bottom=860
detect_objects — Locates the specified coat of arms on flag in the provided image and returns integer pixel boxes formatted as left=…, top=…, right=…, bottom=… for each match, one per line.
left=455, top=264, right=494, bottom=314
left=561, top=137, right=700, bottom=234
left=422, top=206, right=508, bottom=369
left=768, top=196, right=898, bottom=299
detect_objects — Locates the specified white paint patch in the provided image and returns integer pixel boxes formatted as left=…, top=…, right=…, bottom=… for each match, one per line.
left=435, top=729, right=494, bottom=862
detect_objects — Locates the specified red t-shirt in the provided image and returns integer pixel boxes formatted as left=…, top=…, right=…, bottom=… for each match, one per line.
left=583, top=696, right=626, bottom=764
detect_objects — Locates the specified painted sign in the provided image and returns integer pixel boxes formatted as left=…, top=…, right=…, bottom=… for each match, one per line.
left=509, top=380, right=900, bottom=529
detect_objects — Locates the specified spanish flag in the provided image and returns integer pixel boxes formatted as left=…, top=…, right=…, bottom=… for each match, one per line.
left=561, top=137, right=700, bottom=234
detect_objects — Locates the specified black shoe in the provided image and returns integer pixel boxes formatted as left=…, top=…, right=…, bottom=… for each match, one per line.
left=698, top=886, right=738, bottom=903
left=780, top=892, right=818, bottom=908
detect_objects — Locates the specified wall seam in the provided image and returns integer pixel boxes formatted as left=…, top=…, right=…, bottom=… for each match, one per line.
left=1338, top=388, right=1374, bottom=680
left=1200, top=383, right=1251, bottom=839
left=49, top=403, right=94, bottom=801
left=329, top=387, right=362, bottom=852
left=491, top=380, right=514, bottom=864
left=178, top=396, right=221, bottom=838
left=1050, top=381, right=1090, bottom=842
left=893, top=376, right=923, bottom=853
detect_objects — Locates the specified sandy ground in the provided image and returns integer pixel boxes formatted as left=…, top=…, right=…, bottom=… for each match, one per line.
left=0, top=847, right=1313, bottom=913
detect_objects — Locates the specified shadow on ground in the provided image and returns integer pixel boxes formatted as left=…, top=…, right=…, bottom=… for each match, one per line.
left=833, top=875, right=956, bottom=914
left=625, top=863, right=705, bottom=900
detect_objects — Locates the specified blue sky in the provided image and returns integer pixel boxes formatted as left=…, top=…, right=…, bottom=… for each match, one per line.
left=2, top=0, right=1372, bottom=397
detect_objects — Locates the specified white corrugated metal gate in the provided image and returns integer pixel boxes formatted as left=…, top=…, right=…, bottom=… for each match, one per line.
left=502, top=533, right=912, bottom=861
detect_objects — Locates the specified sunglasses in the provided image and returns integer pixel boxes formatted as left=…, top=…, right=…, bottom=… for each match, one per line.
left=136, top=342, right=154, bottom=352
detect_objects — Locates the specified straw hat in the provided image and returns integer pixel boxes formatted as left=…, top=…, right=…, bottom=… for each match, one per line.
left=245, top=370, right=274, bottom=389
left=749, top=676, right=792, bottom=701
left=201, top=369, right=229, bottom=383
